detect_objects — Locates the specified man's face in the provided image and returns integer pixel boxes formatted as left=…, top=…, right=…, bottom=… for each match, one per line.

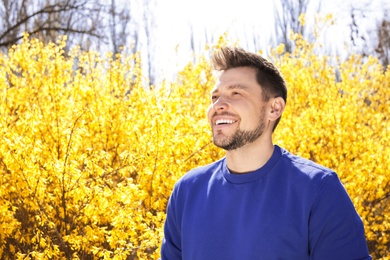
left=207, top=67, right=269, bottom=151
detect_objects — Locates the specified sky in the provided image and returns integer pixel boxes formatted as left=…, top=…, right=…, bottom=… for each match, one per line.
left=146, top=0, right=388, bottom=82
left=153, top=0, right=275, bottom=81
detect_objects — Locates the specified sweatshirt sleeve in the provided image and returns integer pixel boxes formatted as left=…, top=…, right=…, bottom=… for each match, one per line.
left=308, top=173, right=372, bottom=260
left=160, top=187, right=182, bottom=260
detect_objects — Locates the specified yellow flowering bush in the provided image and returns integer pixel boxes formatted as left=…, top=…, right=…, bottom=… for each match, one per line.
left=0, top=35, right=220, bottom=259
left=0, top=34, right=388, bottom=259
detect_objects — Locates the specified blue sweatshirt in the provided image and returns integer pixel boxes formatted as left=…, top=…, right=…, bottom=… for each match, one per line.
left=161, top=145, right=371, bottom=260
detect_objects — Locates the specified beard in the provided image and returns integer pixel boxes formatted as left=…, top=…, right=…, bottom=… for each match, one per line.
left=212, top=116, right=266, bottom=151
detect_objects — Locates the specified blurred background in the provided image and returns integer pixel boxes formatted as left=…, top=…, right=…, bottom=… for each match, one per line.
left=0, top=0, right=389, bottom=83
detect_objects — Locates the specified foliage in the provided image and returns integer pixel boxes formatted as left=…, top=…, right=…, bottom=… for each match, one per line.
left=0, top=34, right=389, bottom=259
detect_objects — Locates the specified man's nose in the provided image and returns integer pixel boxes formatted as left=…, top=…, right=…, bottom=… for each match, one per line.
left=212, top=96, right=229, bottom=111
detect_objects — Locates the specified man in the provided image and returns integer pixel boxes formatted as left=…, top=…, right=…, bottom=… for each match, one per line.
left=160, top=46, right=371, bottom=259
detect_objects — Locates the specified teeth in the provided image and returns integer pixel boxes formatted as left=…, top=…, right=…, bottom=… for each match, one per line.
left=216, top=119, right=235, bottom=125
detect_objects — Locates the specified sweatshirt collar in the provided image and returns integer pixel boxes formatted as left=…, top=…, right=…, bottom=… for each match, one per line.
left=222, top=145, right=282, bottom=184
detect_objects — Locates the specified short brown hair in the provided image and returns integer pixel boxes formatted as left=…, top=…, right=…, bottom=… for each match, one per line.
left=211, top=46, right=287, bottom=130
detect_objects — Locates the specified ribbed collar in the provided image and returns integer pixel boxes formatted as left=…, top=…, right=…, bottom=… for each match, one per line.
left=222, top=145, right=282, bottom=184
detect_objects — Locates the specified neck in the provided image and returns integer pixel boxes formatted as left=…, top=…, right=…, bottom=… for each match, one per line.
left=225, top=136, right=274, bottom=174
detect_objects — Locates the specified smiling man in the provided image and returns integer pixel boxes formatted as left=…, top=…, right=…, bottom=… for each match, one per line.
left=160, top=47, right=371, bottom=260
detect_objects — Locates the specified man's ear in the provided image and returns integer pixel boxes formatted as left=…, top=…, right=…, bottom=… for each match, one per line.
left=269, top=97, right=285, bottom=121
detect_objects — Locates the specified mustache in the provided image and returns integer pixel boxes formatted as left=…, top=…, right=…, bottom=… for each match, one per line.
left=211, top=111, right=237, bottom=118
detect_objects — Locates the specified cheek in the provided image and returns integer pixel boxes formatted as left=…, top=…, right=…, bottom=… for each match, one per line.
left=206, top=105, right=213, bottom=121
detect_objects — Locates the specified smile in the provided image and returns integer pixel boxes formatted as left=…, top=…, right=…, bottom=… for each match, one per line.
left=215, top=119, right=237, bottom=126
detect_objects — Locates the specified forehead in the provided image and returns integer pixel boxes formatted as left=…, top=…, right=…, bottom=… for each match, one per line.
left=212, top=67, right=258, bottom=92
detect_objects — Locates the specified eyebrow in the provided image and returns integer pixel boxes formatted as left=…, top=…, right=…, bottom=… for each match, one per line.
left=211, top=84, right=248, bottom=94
left=227, top=84, right=248, bottom=91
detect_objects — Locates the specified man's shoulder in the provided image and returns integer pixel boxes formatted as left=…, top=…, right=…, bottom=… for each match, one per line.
left=178, top=158, right=225, bottom=183
left=277, top=146, right=343, bottom=201
left=278, top=146, right=336, bottom=180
